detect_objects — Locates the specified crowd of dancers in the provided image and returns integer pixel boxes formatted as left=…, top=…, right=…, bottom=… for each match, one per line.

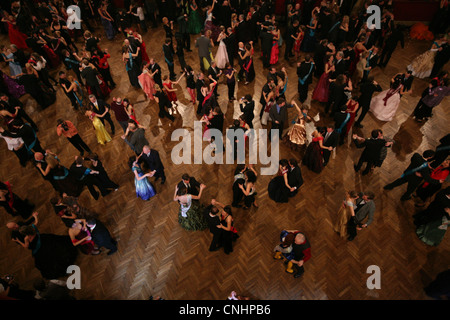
left=0, top=0, right=449, bottom=299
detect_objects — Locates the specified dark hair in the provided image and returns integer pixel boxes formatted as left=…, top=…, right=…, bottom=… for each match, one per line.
left=177, top=185, right=187, bottom=196
left=128, top=156, right=137, bottom=168
left=50, top=196, right=60, bottom=206
left=246, top=170, right=257, bottom=183
left=211, top=206, right=219, bottom=215
left=224, top=205, right=232, bottom=215
left=280, top=159, right=289, bottom=168
left=277, top=97, right=285, bottom=105
left=233, top=119, right=240, bottom=127
left=371, top=129, right=381, bottom=139
left=88, top=153, right=99, bottom=161
left=423, top=150, right=435, bottom=159
left=182, top=173, right=190, bottom=181
left=289, top=158, right=298, bottom=167
left=364, top=191, right=375, bottom=200
left=234, top=164, right=246, bottom=175
left=75, top=156, right=84, bottom=165
left=58, top=71, right=66, bottom=76
left=244, top=94, right=252, bottom=101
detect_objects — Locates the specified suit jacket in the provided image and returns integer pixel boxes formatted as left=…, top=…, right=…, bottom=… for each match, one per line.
left=85, top=37, right=100, bottom=52
left=177, top=177, right=201, bottom=196
left=288, top=166, right=303, bottom=189
left=89, top=99, right=110, bottom=115
left=81, top=66, right=99, bottom=87
left=142, top=149, right=164, bottom=173
left=333, top=59, right=347, bottom=78
left=0, top=96, right=23, bottom=112
left=354, top=137, right=386, bottom=161
left=239, top=101, right=255, bottom=127
left=333, top=111, right=348, bottom=130
left=1, top=124, right=36, bottom=147
left=402, top=153, right=440, bottom=184
left=149, top=63, right=162, bottom=85
left=196, top=78, right=206, bottom=101
left=323, top=130, right=339, bottom=148
left=260, top=31, right=273, bottom=54
left=269, top=104, right=289, bottom=124
left=127, top=128, right=148, bottom=154
left=354, top=198, right=375, bottom=226
left=208, top=66, right=219, bottom=81
left=297, top=61, right=315, bottom=85
left=401, top=74, right=414, bottom=92
left=196, top=36, right=212, bottom=58
left=163, top=43, right=174, bottom=62
left=358, top=81, right=382, bottom=107
left=366, top=52, right=379, bottom=69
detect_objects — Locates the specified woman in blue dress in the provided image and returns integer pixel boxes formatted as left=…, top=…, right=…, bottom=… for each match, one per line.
left=1, top=46, right=22, bottom=77
left=301, top=7, right=319, bottom=53
left=129, top=156, right=157, bottom=201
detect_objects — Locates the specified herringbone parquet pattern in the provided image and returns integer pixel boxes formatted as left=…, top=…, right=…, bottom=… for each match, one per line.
left=0, top=23, right=449, bottom=300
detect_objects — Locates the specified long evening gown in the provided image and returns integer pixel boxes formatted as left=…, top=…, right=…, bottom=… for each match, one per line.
left=268, top=169, right=290, bottom=203
left=2, top=52, right=22, bottom=77
left=132, top=164, right=156, bottom=200
left=215, top=40, right=229, bottom=69
left=178, top=194, right=208, bottom=231
left=369, top=84, right=402, bottom=122
left=407, top=42, right=440, bottom=79
left=270, top=40, right=279, bottom=65
left=187, top=4, right=203, bottom=34
left=5, top=20, right=28, bottom=50
left=312, top=63, right=332, bottom=102
left=345, top=100, right=358, bottom=135
left=284, top=116, right=307, bottom=150
left=1, top=71, right=25, bottom=98
left=90, top=113, right=111, bottom=145
left=334, top=200, right=354, bottom=238
left=302, top=136, right=324, bottom=173
left=138, top=69, right=156, bottom=100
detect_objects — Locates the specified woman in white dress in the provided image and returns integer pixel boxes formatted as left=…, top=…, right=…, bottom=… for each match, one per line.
left=369, top=74, right=408, bottom=122
left=407, top=38, right=446, bottom=79
left=173, top=183, right=208, bottom=231
left=215, top=27, right=229, bottom=69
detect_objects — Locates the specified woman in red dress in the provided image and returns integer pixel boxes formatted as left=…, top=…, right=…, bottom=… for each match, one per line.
left=162, top=73, right=185, bottom=107
left=302, top=129, right=332, bottom=173
left=348, top=35, right=367, bottom=76
left=69, top=219, right=100, bottom=255
left=345, top=98, right=359, bottom=135
left=293, top=26, right=305, bottom=61
left=270, top=24, right=281, bottom=65
left=312, top=54, right=335, bottom=102
left=133, top=31, right=150, bottom=64
left=1, top=14, right=28, bottom=50
left=123, top=98, right=141, bottom=126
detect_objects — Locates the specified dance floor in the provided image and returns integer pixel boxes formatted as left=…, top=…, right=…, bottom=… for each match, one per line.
left=0, top=23, right=449, bottom=300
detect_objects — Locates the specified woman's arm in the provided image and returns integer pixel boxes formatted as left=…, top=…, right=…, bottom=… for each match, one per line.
left=173, top=73, right=185, bottom=85
left=218, top=215, right=232, bottom=231
left=319, top=138, right=332, bottom=150
left=283, top=172, right=292, bottom=190
left=239, top=182, right=253, bottom=196
left=191, top=184, right=205, bottom=200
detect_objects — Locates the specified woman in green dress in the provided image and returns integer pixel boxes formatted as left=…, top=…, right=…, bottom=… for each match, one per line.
left=187, top=0, right=203, bottom=35
left=173, top=183, right=208, bottom=231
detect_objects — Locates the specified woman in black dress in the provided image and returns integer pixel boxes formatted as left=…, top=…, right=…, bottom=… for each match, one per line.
left=184, top=65, right=197, bottom=104
left=239, top=165, right=258, bottom=209
left=268, top=159, right=293, bottom=203
left=14, top=224, right=78, bottom=279
left=0, top=181, right=34, bottom=219
left=153, top=84, right=175, bottom=121
left=215, top=202, right=238, bottom=254
left=87, top=153, right=119, bottom=191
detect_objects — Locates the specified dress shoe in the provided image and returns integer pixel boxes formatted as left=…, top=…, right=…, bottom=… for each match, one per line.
left=294, top=272, right=304, bottom=278
left=347, top=236, right=355, bottom=241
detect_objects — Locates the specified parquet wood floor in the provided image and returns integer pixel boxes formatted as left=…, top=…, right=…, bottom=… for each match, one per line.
left=0, top=22, right=449, bottom=300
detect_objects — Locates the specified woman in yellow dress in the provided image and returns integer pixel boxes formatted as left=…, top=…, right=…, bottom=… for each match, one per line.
left=85, top=110, right=111, bottom=145
left=334, top=191, right=358, bottom=238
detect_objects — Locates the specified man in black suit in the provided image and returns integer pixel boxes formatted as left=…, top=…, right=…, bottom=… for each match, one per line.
left=379, top=25, right=404, bottom=68
left=124, top=35, right=142, bottom=70
left=0, top=119, right=43, bottom=154
left=204, top=200, right=223, bottom=251
left=287, top=159, right=303, bottom=197
left=239, top=94, right=255, bottom=128
left=284, top=20, right=299, bottom=60
left=362, top=47, right=380, bottom=82
left=322, top=125, right=339, bottom=166
left=208, top=61, right=222, bottom=97
left=431, top=42, right=450, bottom=78
left=297, top=55, right=315, bottom=103
left=85, top=214, right=118, bottom=255
left=70, top=156, right=110, bottom=200
left=84, top=31, right=101, bottom=53
left=224, top=27, right=237, bottom=67
left=89, top=95, right=115, bottom=135
left=123, top=121, right=149, bottom=155
left=177, top=14, right=191, bottom=52
left=353, top=129, right=392, bottom=176
left=148, top=58, right=162, bottom=88
left=177, top=173, right=201, bottom=196
left=163, top=38, right=176, bottom=81
left=80, top=61, right=103, bottom=99
left=260, top=28, right=273, bottom=68
left=384, top=150, right=442, bottom=201
left=333, top=105, right=350, bottom=145
left=332, top=51, right=347, bottom=79
left=354, top=78, right=382, bottom=128
left=141, top=145, right=166, bottom=184
left=399, top=70, right=414, bottom=95
left=259, top=78, right=276, bottom=119
left=269, top=97, right=292, bottom=139
left=196, top=72, right=206, bottom=114
left=0, top=93, right=38, bottom=132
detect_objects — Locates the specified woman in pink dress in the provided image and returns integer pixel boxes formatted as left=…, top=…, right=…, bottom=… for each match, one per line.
left=1, top=15, right=28, bottom=50
left=345, top=98, right=359, bottom=135
left=138, top=63, right=157, bottom=100
left=270, top=24, right=280, bottom=65
left=312, top=54, right=335, bottom=102
left=162, top=73, right=185, bottom=107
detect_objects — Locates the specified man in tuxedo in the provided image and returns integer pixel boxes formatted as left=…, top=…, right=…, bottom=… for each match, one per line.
left=332, top=51, right=347, bottom=79
left=80, top=61, right=103, bottom=99
left=224, top=27, right=237, bottom=67
left=208, top=61, right=221, bottom=97
left=384, top=150, right=443, bottom=201
left=116, top=9, right=132, bottom=37
left=353, top=129, right=392, bottom=175
left=141, top=145, right=166, bottom=184
left=124, top=35, right=142, bottom=70
left=399, top=70, right=414, bottom=95
left=431, top=41, right=450, bottom=78
left=123, top=121, right=148, bottom=155
left=347, top=191, right=376, bottom=241
left=284, top=20, right=299, bottom=60
left=0, top=119, right=43, bottom=154
left=177, top=174, right=201, bottom=196
left=260, top=28, right=273, bottom=69
left=177, top=14, right=191, bottom=52
left=163, top=38, right=176, bottom=81
left=0, top=93, right=38, bottom=132
left=196, top=31, right=213, bottom=71
left=89, top=95, right=115, bottom=135
left=196, top=72, right=206, bottom=114
left=269, top=98, right=291, bottom=139
left=379, top=25, right=404, bottom=68
left=362, top=47, right=379, bottom=82
left=354, top=78, right=382, bottom=128
left=204, top=201, right=223, bottom=251
left=259, top=79, right=276, bottom=119
left=297, top=55, right=315, bottom=103
left=85, top=214, right=118, bottom=255
left=239, top=94, right=255, bottom=128
left=322, top=125, right=339, bottom=166
left=70, top=156, right=110, bottom=200
left=148, top=58, right=162, bottom=88
left=84, top=31, right=101, bottom=53
left=287, top=159, right=303, bottom=197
